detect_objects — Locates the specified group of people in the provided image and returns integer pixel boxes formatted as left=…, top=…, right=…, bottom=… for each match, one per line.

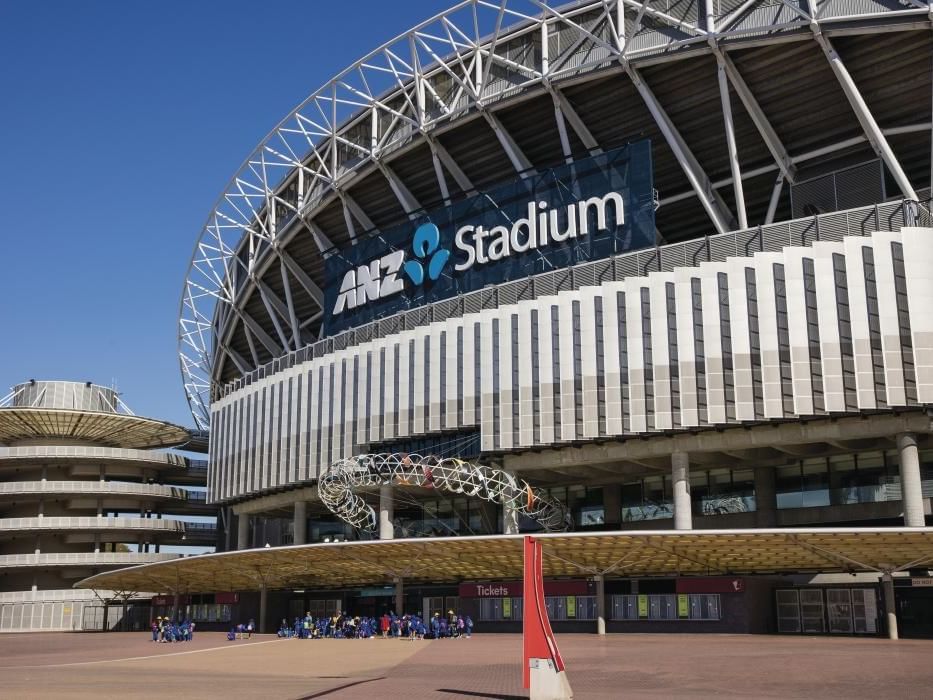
left=227, top=619, right=255, bottom=640
left=150, top=616, right=195, bottom=642
left=276, top=610, right=473, bottom=640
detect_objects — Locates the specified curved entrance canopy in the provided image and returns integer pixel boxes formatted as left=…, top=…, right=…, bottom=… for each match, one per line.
left=74, top=528, right=933, bottom=594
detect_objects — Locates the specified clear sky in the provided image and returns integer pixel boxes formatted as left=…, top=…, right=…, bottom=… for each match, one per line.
left=0, top=0, right=449, bottom=428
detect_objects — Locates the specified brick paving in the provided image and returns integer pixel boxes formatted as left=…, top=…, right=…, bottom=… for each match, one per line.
left=336, top=633, right=933, bottom=700
left=2, top=631, right=933, bottom=699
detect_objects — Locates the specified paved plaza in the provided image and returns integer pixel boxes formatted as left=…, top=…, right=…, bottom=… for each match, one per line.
left=2, top=632, right=932, bottom=699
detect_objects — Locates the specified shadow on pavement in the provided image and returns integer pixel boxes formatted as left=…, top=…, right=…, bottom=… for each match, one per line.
left=437, top=689, right=526, bottom=700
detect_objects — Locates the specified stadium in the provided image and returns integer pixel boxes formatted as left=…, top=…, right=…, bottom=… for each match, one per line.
left=81, top=0, right=933, bottom=638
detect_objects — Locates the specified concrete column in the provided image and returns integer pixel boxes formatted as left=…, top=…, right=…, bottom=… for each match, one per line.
left=502, top=470, right=520, bottom=535
left=502, top=500, right=520, bottom=534
left=602, top=485, right=622, bottom=530
left=379, top=485, right=394, bottom=540
left=595, top=575, right=606, bottom=635
left=672, top=452, right=692, bottom=530
left=394, top=577, right=404, bottom=615
left=755, top=467, right=778, bottom=528
left=882, top=573, right=898, bottom=640
left=259, top=584, right=268, bottom=635
left=293, top=501, right=307, bottom=545
left=237, top=514, right=250, bottom=550
left=171, top=592, right=180, bottom=621
left=897, top=433, right=925, bottom=527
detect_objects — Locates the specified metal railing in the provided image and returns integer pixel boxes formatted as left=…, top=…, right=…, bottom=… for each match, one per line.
left=0, top=517, right=214, bottom=533
left=0, top=589, right=111, bottom=603
left=0, top=445, right=189, bottom=467
left=0, top=481, right=192, bottom=499
left=219, top=198, right=932, bottom=401
left=0, top=552, right=179, bottom=568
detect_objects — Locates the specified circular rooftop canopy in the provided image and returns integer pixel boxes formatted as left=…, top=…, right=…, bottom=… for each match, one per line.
left=0, top=381, right=190, bottom=449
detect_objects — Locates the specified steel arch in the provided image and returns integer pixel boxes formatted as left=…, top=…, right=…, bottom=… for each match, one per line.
left=318, top=453, right=570, bottom=533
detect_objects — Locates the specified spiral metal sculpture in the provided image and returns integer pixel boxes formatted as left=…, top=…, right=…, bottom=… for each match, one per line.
left=318, top=453, right=570, bottom=534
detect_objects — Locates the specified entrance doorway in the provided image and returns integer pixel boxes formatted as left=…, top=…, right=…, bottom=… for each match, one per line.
left=896, top=587, right=933, bottom=639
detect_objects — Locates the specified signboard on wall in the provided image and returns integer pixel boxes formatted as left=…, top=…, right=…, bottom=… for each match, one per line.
left=676, top=578, right=745, bottom=594
left=324, top=141, right=655, bottom=335
left=459, top=580, right=591, bottom=598
left=677, top=594, right=689, bottom=618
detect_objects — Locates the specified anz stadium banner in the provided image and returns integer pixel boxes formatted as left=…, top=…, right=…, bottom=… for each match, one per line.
left=323, top=140, right=655, bottom=336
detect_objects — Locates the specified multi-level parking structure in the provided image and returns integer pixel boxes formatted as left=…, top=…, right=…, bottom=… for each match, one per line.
left=0, top=381, right=214, bottom=632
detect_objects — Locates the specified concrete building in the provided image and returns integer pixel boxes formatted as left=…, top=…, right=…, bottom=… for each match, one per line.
left=95, top=0, right=933, bottom=638
left=0, top=381, right=213, bottom=631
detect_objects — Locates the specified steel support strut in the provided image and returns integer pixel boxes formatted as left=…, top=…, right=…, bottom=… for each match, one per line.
left=626, top=65, right=735, bottom=234
left=814, top=33, right=918, bottom=202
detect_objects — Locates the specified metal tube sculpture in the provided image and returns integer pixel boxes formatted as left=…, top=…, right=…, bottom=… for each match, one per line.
left=318, top=453, right=570, bottom=533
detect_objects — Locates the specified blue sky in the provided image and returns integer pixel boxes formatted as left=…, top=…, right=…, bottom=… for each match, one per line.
left=0, top=1, right=450, bottom=428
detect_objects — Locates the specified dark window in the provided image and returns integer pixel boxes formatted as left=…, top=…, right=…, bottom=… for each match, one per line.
left=802, top=258, right=824, bottom=412
left=439, top=331, right=447, bottom=427
left=891, top=242, right=917, bottom=403
left=474, top=323, right=482, bottom=424
left=511, top=314, right=520, bottom=445
left=617, top=292, right=629, bottom=433
left=718, top=272, right=735, bottom=421
left=665, top=283, right=680, bottom=428
left=551, top=305, right=562, bottom=425
left=572, top=300, right=583, bottom=432
left=833, top=253, right=858, bottom=410
left=641, top=287, right=654, bottom=431
left=691, top=279, right=707, bottom=426
left=595, top=296, right=606, bottom=436
left=773, top=263, right=793, bottom=415
left=457, top=326, right=464, bottom=424
left=531, top=309, right=541, bottom=441
left=492, top=318, right=500, bottom=449
left=862, top=247, right=887, bottom=408
left=745, top=268, right=764, bottom=420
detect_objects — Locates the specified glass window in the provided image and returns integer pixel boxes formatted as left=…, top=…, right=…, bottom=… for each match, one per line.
left=801, top=458, right=830, bottom=507
left=776, top=464, right=802, bottom=509
left=478, top=597, right=523, bottom=621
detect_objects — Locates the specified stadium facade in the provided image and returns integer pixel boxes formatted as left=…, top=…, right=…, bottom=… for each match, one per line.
left=172, top=0, right=933, bottom=636
left=0, top=381, right=212, bottom=632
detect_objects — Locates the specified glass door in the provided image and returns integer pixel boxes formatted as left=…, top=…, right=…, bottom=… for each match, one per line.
left=851, top=588, right=878, bottom=634
left=799, top=589, right=825, bottom=633
left=776, top=590, right=801, bottom=633
left=827, top=589, right=853, bottom=634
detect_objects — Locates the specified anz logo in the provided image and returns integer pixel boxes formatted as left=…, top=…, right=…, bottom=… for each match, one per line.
left=331, top=189, right=624, bottom=316
left=332, top=223, right=450, bottom=315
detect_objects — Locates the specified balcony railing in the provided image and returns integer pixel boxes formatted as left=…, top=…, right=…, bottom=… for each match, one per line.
left=0, top=552, right=180, bottom=568
left=0, top=517, right=215, bottom=535
left=0, top=481, right=193, bottom=500
left=0, top=445, right=189, bottom=467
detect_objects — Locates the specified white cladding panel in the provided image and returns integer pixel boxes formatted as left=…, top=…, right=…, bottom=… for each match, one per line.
left=209, top=230, right=932, bottom=502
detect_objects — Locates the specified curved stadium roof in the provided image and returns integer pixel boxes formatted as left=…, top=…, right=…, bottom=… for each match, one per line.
left=179, top=0, right=933, bottom=430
